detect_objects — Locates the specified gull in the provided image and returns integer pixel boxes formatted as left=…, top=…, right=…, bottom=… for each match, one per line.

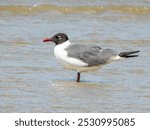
left=43, top=33, right=139, bottom=82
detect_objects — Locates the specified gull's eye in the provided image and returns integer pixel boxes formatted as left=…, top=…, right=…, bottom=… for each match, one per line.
left=58, top=35, right=62, bottom=40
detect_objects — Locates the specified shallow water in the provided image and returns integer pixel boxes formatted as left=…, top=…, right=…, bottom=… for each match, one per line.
left=0, top=0, right=150, bottom=112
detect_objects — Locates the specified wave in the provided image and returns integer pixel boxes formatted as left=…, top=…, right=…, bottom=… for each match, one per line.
left=0, top=4, right=150, bottom=15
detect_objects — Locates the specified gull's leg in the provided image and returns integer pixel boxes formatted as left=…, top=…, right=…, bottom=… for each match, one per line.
left=76, top=72, right=80, bottom=82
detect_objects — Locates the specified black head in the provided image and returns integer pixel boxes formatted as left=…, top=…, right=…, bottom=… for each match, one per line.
left=43, top=33, right=69, bottom=45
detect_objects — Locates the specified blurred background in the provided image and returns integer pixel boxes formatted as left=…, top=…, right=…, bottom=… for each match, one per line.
left=0, top=0, right=150, bottom=112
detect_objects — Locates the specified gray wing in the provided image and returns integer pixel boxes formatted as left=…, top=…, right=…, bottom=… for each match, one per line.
left=66, top=44, right=118, bottom=66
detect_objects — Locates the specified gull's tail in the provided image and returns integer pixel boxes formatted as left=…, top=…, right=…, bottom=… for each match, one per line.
left=119, top=51, right=140, bottom=58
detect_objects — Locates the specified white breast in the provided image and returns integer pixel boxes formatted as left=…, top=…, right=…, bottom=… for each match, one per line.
left=54, top=41, right=88, bottom=67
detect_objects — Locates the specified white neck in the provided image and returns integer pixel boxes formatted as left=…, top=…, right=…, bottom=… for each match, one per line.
left=56, top=40, right=71, bottom=49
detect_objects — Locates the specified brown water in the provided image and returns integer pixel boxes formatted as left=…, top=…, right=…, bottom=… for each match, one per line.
left=0, top=0, right=150, bottom=112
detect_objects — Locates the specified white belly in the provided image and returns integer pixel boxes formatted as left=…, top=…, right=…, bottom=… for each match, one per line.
left=55, top=58, right=102, bottom=72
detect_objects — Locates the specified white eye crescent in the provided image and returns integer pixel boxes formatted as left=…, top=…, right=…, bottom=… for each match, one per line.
left=58, top=36, right=62, bottom=39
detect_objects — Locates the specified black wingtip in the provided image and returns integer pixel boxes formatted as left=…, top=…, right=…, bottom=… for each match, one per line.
left=119, top=51, right=140, bottom=58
